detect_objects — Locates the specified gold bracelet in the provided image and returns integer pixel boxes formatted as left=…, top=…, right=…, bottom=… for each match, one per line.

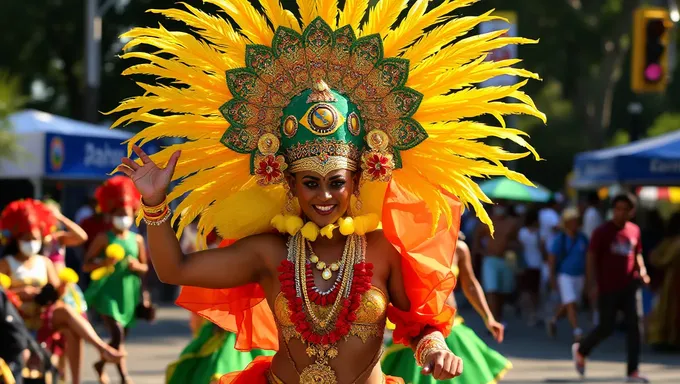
left=415, top=333, right=448, bottom=366
left=141, top=196, right=168, bottom=213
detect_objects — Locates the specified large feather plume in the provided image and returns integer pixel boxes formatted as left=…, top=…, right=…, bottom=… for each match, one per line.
left=113, top=0, right=544, bottom=239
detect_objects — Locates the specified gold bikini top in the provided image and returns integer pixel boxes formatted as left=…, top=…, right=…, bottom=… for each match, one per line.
left=275, top=286, right=388, bottom=343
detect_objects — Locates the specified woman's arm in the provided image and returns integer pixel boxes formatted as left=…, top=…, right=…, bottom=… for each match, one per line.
left=457, top=242, right=493, bottom=323
left=144, top=219, right=278, bottom=289
left=44, top=258, right=61, bottom=289
left=128, top=234, right=150, bottom=275
left=82, top=233, right=109, bottom=273
left=116, top=145, right=282, bottom=290
left=457, top=241, right=504, bottom=343
left=51, top=210, right=88, bottom=247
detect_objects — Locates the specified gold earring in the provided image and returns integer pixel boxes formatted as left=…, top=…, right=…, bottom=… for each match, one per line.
left=285, top=189, right=295, bottom=214
left=353, top=189, right=362, bottom=213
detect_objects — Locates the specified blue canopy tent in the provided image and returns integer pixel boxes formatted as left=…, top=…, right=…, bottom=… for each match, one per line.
left=572, top=130, right=680, bottom=188
left=0, top=110, right=159, bottom=215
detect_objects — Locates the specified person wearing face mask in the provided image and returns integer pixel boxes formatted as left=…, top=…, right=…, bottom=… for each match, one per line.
left=0, top=199, right=124, bottom=383
left=83, top=176, right=148, bottom=384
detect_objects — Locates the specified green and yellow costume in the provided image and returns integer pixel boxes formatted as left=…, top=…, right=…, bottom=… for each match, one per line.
left=382, top=266, right=511, bottom=384
left=166, top=320, right=274, bottom=384
left=85, top=231, right=142, bottom=327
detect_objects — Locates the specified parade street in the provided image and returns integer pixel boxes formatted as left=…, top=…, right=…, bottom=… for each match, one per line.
left=79, top=305, right=680, bottom=384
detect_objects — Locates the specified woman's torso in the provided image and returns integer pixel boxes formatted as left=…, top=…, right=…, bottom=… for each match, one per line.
left=6, top=254, right=49, bottom=329
left=261, top=232, right=391, bottom=384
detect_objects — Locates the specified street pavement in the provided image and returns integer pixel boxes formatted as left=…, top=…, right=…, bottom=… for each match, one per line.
left=79, top=305, right=680, bottom=384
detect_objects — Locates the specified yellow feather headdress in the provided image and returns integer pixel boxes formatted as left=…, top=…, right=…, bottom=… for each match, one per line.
left=111, top=0, right=545, bottom=244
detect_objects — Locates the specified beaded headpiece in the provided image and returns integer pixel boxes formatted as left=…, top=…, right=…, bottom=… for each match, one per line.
left=111, top=0, right=545, bottom=243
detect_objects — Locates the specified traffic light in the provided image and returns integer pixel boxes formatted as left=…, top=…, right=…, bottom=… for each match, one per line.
left=631, top=8, right=672, bottom=94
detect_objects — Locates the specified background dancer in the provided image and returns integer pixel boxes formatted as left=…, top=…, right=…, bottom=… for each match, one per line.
left=84, top=176, right=148, bottom=384
left=382, top=233, right=509, bottom=384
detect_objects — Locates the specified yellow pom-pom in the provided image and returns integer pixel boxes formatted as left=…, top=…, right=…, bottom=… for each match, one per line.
left=284, top=215, right=304, bottom=235
left=58, top=268, right=79, bottom=284
left=300, top=222, right=320, bottom=241
left=270, top=214, right=287, bottom=233
left=338, top=217, right=354, bottom=236
left=320, top=224, right=337, bottom=239
left=0, top=273, right=11, bottom=290
left=105, top=244, right=126, bottom=261
left=90, top=266, right=114, bottom=281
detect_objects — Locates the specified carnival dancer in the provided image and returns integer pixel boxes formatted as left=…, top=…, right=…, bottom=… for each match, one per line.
left=83, top=176, right=148, bottom=384
left=0, top=199, right=123, bottom=379
left=113, top=1, right=544, bottom=383
left=382, top=233, right=510, bottom=384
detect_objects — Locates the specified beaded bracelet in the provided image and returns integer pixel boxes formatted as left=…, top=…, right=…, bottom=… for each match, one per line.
left=415, top=333, right=449, bottom=367
left=143, top=207, right=172, bottom=226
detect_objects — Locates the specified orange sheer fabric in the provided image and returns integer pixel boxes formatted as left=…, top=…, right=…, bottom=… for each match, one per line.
left=382, top=182, right=460, bottom=345
left=175, top=179, right=460, bottom=351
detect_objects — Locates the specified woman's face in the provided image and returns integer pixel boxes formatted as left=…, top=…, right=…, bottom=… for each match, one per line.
left=288, top=169, right=357, bottom=228
left=111, top=206, right=134, bottom=231
left=16, top=228, right=43, bottom=257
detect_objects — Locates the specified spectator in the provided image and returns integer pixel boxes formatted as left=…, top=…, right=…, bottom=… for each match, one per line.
left=546, top=207, right=588, bottom=342
left=648, top=212, right=680, bottom=351
left=539, top=198, right=561, bottom=289
left=74, top=198, right=97, bottom=225
left=473, top=201, right=520, bottom=324
left=572, top=193, right=651, bottom=383
left=582, top=192, right=603, bottom=240
left=518, top=209, right=544, bottom=326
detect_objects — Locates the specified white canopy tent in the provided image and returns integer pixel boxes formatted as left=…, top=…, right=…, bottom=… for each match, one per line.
left=0, top=109, right=133, bottom=197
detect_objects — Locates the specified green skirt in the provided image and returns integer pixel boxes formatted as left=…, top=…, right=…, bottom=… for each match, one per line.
left=166, top=322, right=275, bottom=384
left=382, top=320, right=511, bottom=384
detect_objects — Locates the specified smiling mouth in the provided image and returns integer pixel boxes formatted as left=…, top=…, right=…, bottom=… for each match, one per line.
left=313, top=204, right=336, bottom=216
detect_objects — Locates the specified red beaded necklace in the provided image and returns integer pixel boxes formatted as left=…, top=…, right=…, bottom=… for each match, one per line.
left=278, top=234, right=373, bottom=345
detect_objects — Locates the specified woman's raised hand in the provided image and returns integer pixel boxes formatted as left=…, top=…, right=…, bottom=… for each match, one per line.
left=117, top=145, right=180, bottom=206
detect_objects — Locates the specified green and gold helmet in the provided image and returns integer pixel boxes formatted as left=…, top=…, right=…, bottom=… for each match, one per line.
left=218, top=18, right=427, bottom=186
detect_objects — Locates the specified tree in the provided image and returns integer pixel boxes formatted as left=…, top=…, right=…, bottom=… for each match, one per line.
left=0, top=71, right=27, bottom=162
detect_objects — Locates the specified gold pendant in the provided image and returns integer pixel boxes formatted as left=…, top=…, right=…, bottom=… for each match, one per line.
left=321, top=268, right=332, bottom=280
left=299, top=361, right=337, bottom=384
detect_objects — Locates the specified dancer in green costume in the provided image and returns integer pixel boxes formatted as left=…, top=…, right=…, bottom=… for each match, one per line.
left=383, top=234, right=511, bottom=384
left=166, top=315, right=275, bottom=384
left=83, top=176, right=149, bottom=384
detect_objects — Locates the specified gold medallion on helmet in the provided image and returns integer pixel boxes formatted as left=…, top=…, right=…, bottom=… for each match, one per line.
left=283, top=116, right=298, bottom=138
left=366, top=130, right=389, bottom=151
left=257, top=133, right=280, bottom=155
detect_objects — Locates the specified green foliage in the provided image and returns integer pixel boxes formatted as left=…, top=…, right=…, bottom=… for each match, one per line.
left=0, top=71, right=27, bottom=162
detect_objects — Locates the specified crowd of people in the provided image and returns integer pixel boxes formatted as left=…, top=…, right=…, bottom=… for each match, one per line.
left=459, top=191, right=680, bottom=382
left=0, top=176, right=152, bottom=384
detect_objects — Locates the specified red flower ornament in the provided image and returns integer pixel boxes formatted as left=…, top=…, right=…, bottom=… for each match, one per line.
left=361, top=151, right=394, bottom=182
left=255, top=154, right=287, bottom=185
